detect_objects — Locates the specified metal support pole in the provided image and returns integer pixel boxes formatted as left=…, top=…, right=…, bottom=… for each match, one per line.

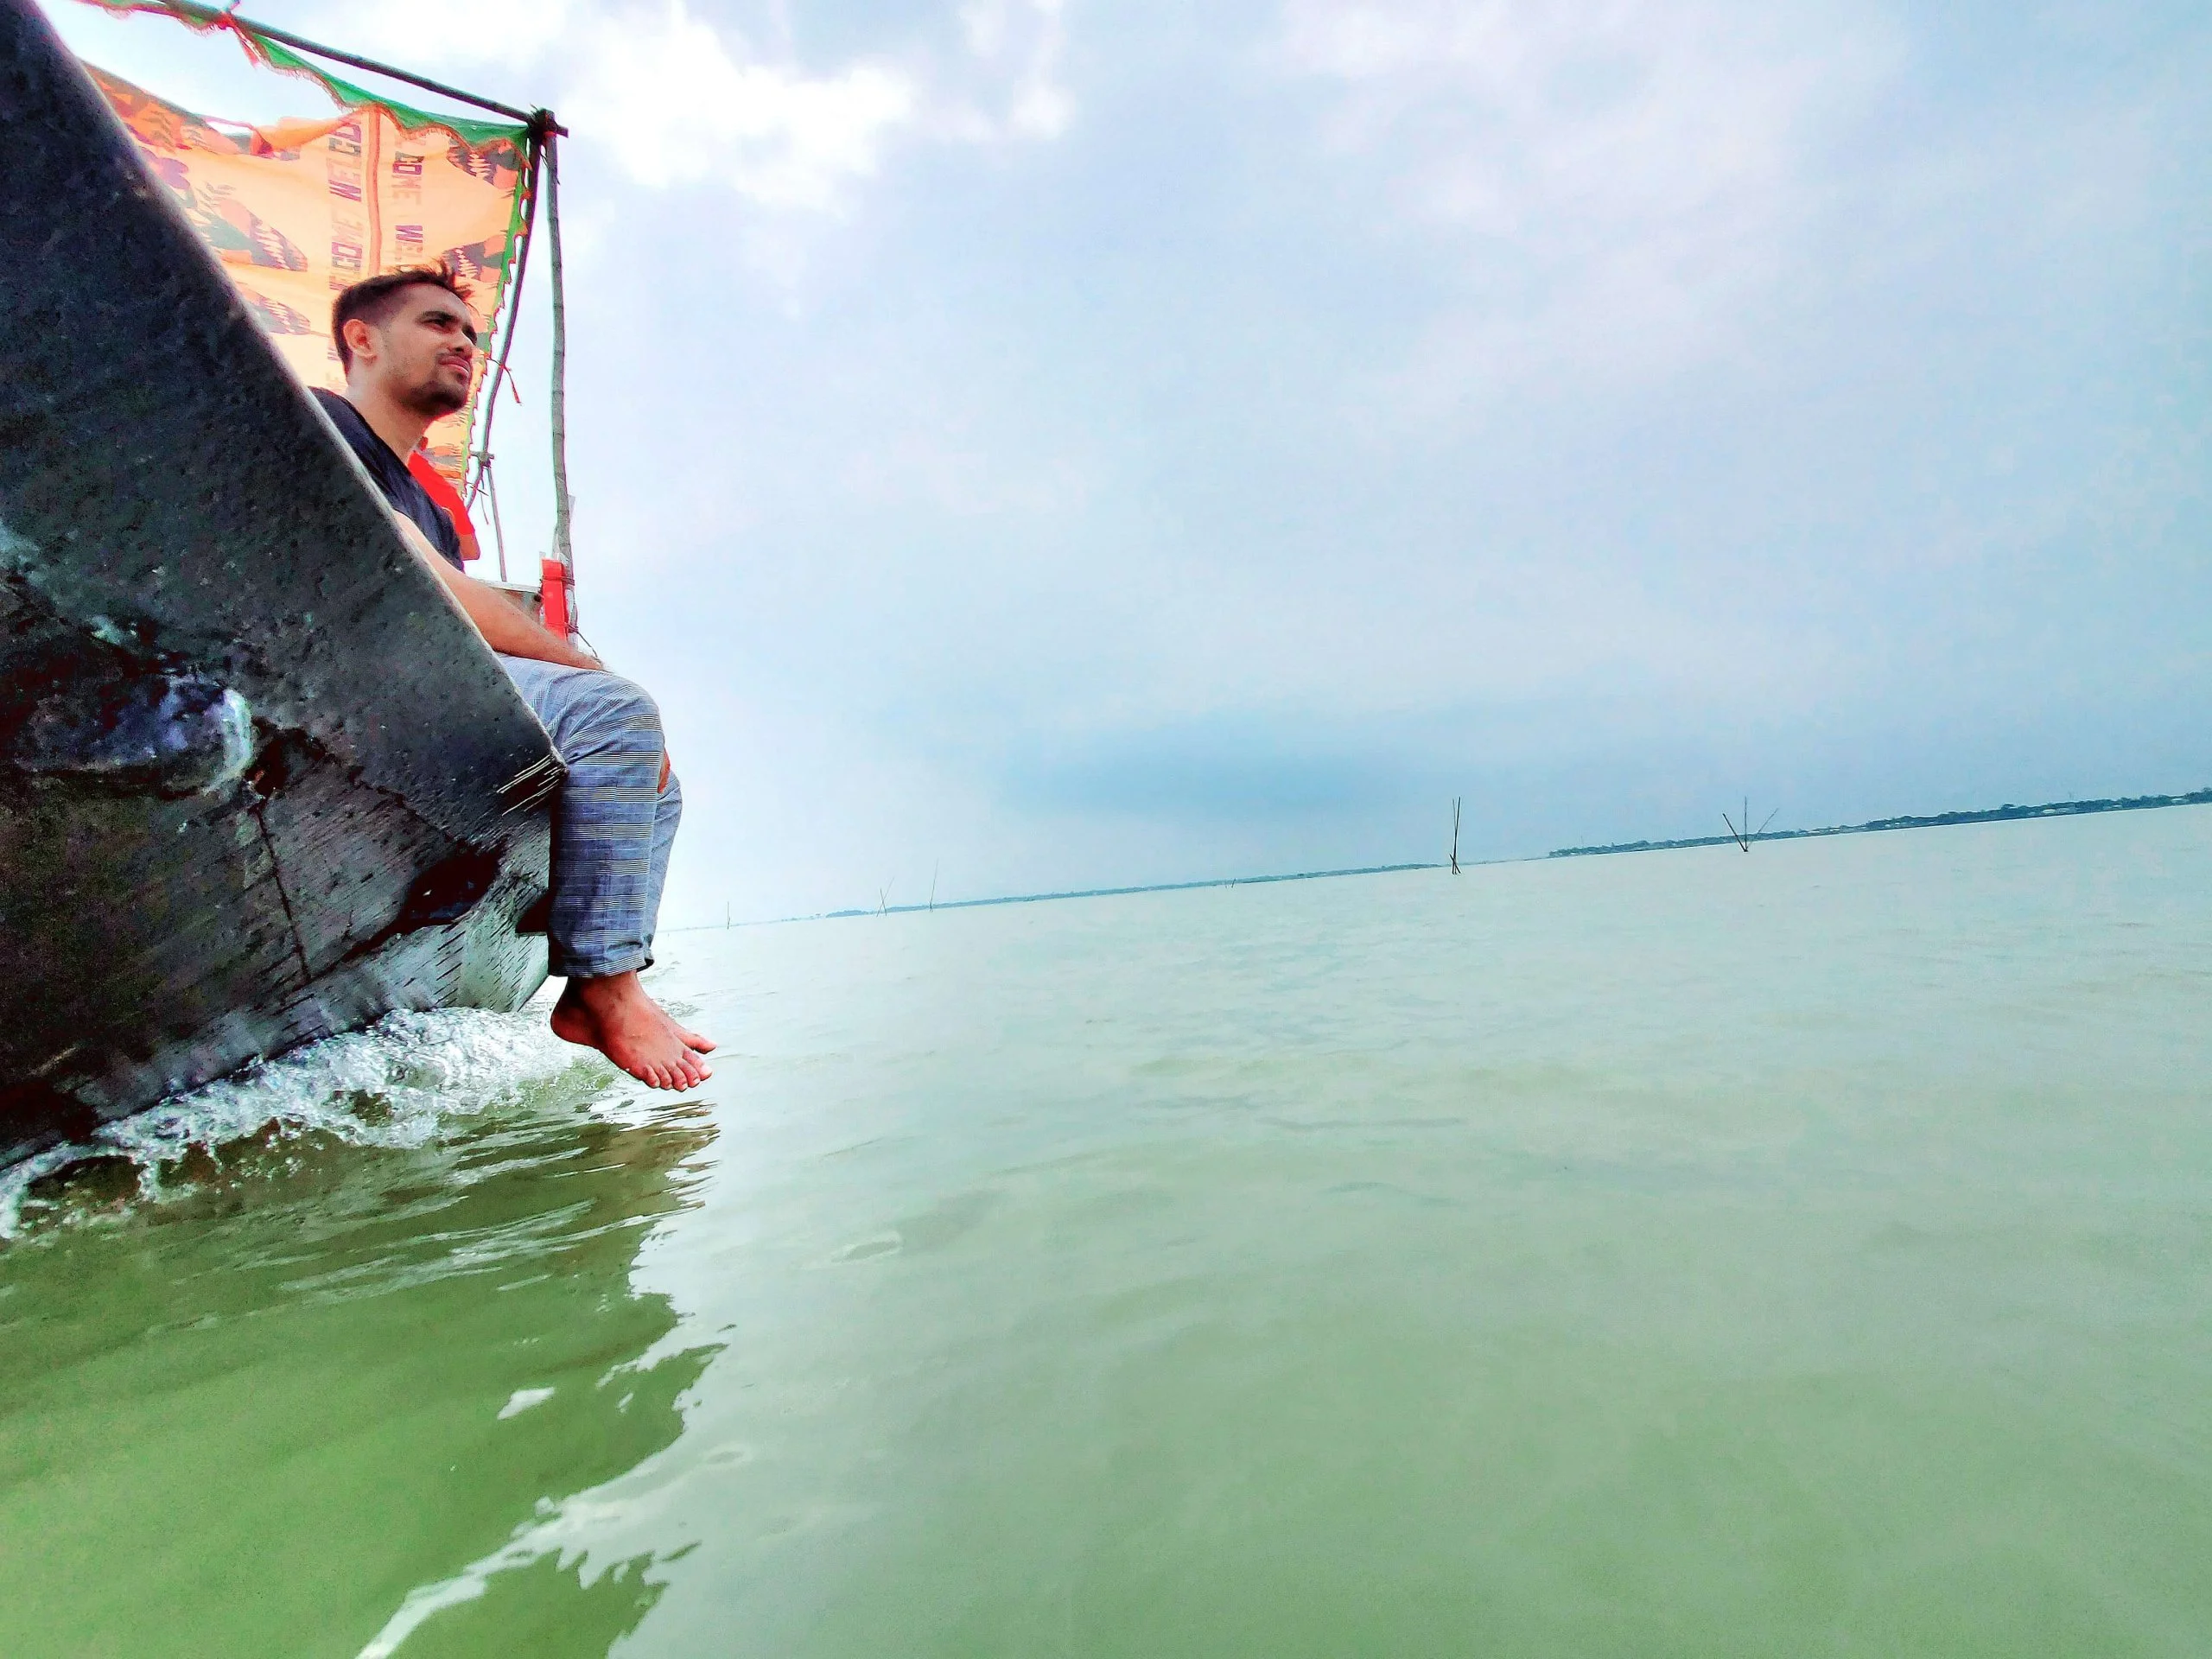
left=482, top=454, right=509, bottom=582
left=466, top=118, right=547, bottom=505
left=544, top=130, right=575, bottom=632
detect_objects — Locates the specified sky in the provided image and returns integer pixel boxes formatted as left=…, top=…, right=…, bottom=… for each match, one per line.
left=39, top=0, right=2212, bottom=922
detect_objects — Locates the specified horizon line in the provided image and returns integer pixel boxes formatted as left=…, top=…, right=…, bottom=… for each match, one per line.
left=671, top=861, right=1447, bottom=931
left=673, top=783, right=2212, bottom=934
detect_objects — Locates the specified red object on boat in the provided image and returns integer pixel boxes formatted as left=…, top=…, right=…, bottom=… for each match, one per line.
left=540, top=556, right=570, bottom=635
left=405, top=448, right=480, bottom=563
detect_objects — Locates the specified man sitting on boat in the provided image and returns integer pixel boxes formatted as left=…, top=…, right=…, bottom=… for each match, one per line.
left=313, top=261, right=714, bottom=1092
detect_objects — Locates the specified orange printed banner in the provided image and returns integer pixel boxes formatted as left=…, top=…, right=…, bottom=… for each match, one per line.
left=85, top=62, right=528, bottom=482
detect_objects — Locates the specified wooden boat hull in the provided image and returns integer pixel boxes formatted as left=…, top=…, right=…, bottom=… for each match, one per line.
left=0, top=0, right=560, bottom=1163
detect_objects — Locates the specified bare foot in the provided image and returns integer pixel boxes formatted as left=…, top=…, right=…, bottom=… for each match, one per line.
left=550, top=971, right=714, bottom=1090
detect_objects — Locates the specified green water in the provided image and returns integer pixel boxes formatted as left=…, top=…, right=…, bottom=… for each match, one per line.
left=3, top=807, right=2209, bottom=1656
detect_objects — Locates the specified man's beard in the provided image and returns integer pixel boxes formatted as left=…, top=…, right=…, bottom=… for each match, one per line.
left=400, top=375, right=469, bottom=419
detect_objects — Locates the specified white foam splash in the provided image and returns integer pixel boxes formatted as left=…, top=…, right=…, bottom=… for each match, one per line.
left=499, top=1388, right=557, bottom=1420
left=0, top=1007, right=585, bottom=1240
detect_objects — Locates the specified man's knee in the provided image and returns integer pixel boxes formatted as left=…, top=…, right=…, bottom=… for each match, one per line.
left=562, top=670, right=663, bottom=757
left=596, top=671, right=662, bottom=734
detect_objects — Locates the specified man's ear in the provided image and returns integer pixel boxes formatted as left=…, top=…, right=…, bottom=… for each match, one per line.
left=341, top=316, right=378, bottom=365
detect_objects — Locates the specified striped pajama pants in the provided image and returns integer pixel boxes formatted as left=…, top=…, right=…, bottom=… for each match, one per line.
left=497, top=654, right=681, bottom=980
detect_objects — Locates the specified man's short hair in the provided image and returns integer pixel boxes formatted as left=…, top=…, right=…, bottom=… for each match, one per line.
left=331, top=260, right=476, bottom=372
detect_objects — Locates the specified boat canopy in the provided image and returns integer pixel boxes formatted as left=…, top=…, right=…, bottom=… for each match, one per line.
left=77, top=3, right=537, bottom=486
left=67, top=0, right=579, bottom=613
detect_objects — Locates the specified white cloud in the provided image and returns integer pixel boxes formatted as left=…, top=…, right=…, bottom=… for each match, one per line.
left=567, top=5, right=917, bottom=207
left=368, top=0, right=580, bottom=63
left=955, top=0, right=1073, bottom=140
left=1276, top=0, right=1904, bottom=395
left=309, top=0, right=1071, bottom=209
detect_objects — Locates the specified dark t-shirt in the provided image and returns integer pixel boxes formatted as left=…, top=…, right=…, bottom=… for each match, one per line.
left=313, top=387, right=464, bottom=570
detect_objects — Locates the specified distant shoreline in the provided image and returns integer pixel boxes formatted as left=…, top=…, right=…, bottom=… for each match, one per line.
left=1548, top=787, right=2212, bottom=860
left=679, top=787, right=2212, bottom=931
left=679, top=863, right=1443, bottom=931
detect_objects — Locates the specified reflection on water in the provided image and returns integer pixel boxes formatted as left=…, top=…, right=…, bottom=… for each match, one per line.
left=7, top=810, right=2212, bottom=1656
left=0, top=1059, right=717, bottom=1659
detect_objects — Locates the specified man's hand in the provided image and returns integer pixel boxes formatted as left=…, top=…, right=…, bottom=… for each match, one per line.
left=391, top=514, right=601, bottom=671
left=390, top=515, right=672, bottom=779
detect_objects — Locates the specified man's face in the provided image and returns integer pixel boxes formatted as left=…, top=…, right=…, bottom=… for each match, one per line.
left=346, top=285, right=479, bottom=417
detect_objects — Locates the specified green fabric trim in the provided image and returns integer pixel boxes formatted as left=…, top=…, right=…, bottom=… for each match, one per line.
left=252, top=35, right=525, bottom=147
left=92, top=2, right=526, bottom=146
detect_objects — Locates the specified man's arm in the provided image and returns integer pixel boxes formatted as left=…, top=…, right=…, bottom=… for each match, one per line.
left=392, top=515, right=601, bottom=670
